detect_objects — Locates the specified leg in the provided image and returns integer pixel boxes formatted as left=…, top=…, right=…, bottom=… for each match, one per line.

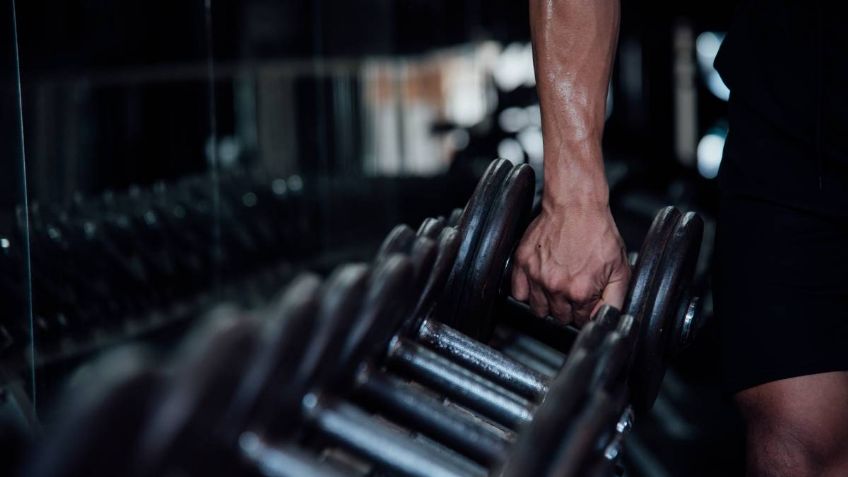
left=713, top=194, right=848, bottom=476
left=736, top=371, right=848, bottom=477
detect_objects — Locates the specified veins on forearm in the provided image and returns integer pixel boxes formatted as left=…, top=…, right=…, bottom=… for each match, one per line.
left=530, top=0, right=619, bottom=165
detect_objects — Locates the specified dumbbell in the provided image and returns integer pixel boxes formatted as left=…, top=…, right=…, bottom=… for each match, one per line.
left=272, top=260, right=501, bottom=472
left=493, top=333, right=634, bottom=477
left=133, top=263, right=486, bottom=477
left=279, top=255, right=627, bottom=474
left=376, top=222, right=552, bottom=403
left=27, top=287, right=344, bottom=477
left=340, top=228, right=637, bottom=463
left=247, top=256, right=535, bottom=473
left=497, top=304, right=636, bottom=477
left=360, top=210, right=637, bottom=430
left=378, top=205, right=696, bottom=416
left=426, top=158, right=703, bottom=411
left=26, top=252, right=622, bottom=476
left=362, top=227, right=550, bottom=429
left=257, top=263, right=492, bottom=477
left=25, top=346, right=164, bottom=477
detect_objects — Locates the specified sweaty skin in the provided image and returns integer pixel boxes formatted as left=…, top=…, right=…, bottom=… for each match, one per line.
left=511, top=0, right=628, bottom=325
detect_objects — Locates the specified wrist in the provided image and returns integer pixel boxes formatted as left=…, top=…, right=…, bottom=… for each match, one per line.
left=542, top=162, right=610, bottom=212
left=542, top=190, right=610, bottom=215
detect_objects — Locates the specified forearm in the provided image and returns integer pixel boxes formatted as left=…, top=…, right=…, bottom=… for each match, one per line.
left=529, top=0, right=620, bottom=209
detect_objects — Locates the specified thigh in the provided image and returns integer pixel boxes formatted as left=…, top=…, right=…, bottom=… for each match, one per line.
left=713, top=195, right=848, bottom=394
left=736, top=371, right=848, bottom=475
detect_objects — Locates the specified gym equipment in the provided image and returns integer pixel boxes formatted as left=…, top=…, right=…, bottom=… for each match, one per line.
left=424, top=159, right=703, bottom=411
left=25, top=346, right=162, bottom=477
left=19, top=156, right=706, bottom=477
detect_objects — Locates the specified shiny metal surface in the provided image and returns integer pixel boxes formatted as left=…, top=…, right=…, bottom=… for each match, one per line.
left=239, top=434, right=351, bottom=477
left=386, top=337, right=535, bottom=428
left=679, top=296, right=699, bottom=348
left=305, top=397, right=483, bottom=477
left=604, top=406, right=635, bottom=461
left=417, top=319, right=550, bottom=401
left=354, top=367, right=512, bottom=465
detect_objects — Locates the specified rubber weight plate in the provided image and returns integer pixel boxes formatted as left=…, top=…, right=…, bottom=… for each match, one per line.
left=624, top=207, right=680, bottom=412
left=589, top=313, right=636, bottom=394
left=623, top=207, right=681, bottom=320
left=27, top=347, right=161, bottom=477
left=458, top=163, right=535, bottom=339
left=336, top=255, right=416, bottom=393
left=377, top=224, right=416, bottom=259
left=632, top=211, right=703, bottom=411
left=223, top=274, right=322, bottom=440
left=135, top=307, right=260, bottom=476
left=437, top=159, right=513, bottom=328
left=292, top=264, right=370, bottom=402
left=408, top=236, right=439, bottom=292
left=500, top=346, right=600, bottom=477
left=405, top=226, right=461, bottom=332
left=666, top=213, right=704, bottom=356
left=545, top=388, right=628, bottom=477
left=417, top=216, right=446, bottom=240
left=447, top=208, right=462, bottom=228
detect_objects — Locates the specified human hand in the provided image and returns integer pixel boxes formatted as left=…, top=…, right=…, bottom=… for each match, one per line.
left=510, top=203, right=630, bottom=326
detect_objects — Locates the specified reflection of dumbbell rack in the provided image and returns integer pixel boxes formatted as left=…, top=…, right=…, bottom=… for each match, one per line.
left=0, top=169, right=316, bottom=369
left=23, top=159, right=704, bottom=477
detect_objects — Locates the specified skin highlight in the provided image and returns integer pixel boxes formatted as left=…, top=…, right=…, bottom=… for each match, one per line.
left=512, top=0, right=628, bottom=325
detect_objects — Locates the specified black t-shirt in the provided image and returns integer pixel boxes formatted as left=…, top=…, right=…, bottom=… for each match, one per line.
left=715, top=1, right=848, bottom=216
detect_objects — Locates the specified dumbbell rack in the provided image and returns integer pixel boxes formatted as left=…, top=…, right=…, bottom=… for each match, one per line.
left=23, top=159, right=704, bottom=477
left=0, top=169, right=315, bottom=364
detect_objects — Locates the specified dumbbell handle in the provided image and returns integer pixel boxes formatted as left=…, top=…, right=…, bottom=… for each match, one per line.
left=416, top=318, right=550, bottom=400
left=354, top=365, right=513, bottom=465
left=386, top=337, right=536, bottom=429
left=240, top=435, right=351, bottom=477
left=303, top=395, right=486, bottom=477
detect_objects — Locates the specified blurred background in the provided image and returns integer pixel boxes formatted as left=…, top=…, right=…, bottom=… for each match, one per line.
left=0, top=1, right=743, bottom=475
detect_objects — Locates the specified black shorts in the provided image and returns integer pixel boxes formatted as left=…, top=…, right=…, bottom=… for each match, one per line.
left=713, top=195, right=848, bottom=393
left=714, top=96, right=848, bottom=394
left=714, top=194, right=848, bottom=394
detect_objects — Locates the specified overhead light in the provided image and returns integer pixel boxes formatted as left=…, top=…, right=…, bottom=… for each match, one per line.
left=498, top=138, right=525, bottom=164
left=493, top=43, right=535, bottom=92
left=499, top=107, right=529, bottom=133
left=696, top=128, right=727, bottom=179
left=517, top=127, right=544, bottom=165
left=696, top=31, right=730, bottom=101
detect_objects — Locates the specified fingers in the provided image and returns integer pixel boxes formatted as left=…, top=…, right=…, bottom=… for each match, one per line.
left=514, top=265, right=573, bottom=323
left=589, top=264, right=630, bottom=318
left=528, top=283, right=550, bottom=318
left=602, top=275, right=629, bottom=310
left=548, top=293, right=572, bottom=323
left=571, top=299, right=598, bottom=327
left=511, top=266, right=530, bottom=301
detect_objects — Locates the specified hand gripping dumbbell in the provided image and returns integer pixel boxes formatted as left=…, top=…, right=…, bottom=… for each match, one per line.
left=26, top=215, right=636, bottom=476
left=206, top=242, right=616, bottom=474
left=425, top=158, right=704, bottom=412
left=367, top=225, right=543, bottom=429
left=271, top=253, right=631, bottom=475
left=334, top=194, right=632, bottom=428
left=333, top=225, right=637, bottom=467
left=357, top=159, right=699, bottom=420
